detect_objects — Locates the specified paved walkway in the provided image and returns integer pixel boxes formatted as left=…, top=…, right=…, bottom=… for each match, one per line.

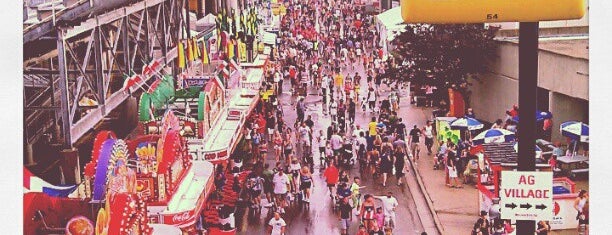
left=388, top=89, right=479, bottom=235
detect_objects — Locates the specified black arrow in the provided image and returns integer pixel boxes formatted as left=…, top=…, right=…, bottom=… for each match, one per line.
left=520, top=203, right=532, bottom=209
left=535, top=204, right=547, bottom=210
left=505, top=203, right=517, bottom=209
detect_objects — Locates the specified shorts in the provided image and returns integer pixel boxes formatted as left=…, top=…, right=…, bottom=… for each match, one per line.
left=339, top=218, right=351, bottom=230
left=300, top=181, right=312, bottom=190
left=425, top=137, right=434, bottom=146
left=264, top=183, right=273, bottom=194
left=362, top=210, right=375, bottom=220
left=411, top=143, right=420, bottom=152
left=327, top=183, right=336, bottom=188
left=319, top=147, right=326, bottom=153
left=268, top=128, right=275, bottom=135
left=285, top=148, right=293, bottom=156
left=381, top=164, right=393, bottom=174
left=251, top=189, right=262, bottom=197
left=274, top=145, right=282, bottom=150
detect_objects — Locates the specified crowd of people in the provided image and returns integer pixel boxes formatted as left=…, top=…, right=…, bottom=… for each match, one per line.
left=236, top=0, right=422, bottom=234
left=226, top=0, right=588, bottom=235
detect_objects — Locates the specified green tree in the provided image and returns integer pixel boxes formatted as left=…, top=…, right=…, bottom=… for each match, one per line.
left=391, top=24, right=499, bottom=105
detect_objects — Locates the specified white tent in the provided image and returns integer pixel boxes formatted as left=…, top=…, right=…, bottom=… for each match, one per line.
left=376, top=7, right=406, bottom=59
left=261, top=31, right=278, bottom=45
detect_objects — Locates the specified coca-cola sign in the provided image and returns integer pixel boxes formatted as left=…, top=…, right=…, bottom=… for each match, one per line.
left=164, top=211, right=193, bottom=225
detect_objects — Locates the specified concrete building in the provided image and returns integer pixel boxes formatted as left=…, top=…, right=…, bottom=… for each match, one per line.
left=471, top=16, right=589, bottom=142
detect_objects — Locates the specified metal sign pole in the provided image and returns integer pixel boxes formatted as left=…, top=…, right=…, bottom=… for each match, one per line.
left=516, top=21, right=539, bottom=234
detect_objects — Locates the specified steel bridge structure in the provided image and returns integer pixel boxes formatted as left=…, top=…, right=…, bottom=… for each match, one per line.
left=23, top=0, right=193, bottom=166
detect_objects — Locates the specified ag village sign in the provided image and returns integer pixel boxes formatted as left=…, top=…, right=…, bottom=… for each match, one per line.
left=500, top=171, right=553, bottom=220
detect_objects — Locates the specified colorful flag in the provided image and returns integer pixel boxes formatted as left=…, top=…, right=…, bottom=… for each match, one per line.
left=186, top=39, right=194, bottom=62
left=201, top=41, right=209, bottom=65
left=178, top=41, right=186, bottom=68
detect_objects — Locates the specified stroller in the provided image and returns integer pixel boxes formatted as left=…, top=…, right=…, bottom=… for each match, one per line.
left=433, top=148, right=446, bottom=170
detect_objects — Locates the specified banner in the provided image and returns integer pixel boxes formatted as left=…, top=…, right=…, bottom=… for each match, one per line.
left=178, top=42, right=186, bottom=69
left=201, top=41, right=209, bottom=64
left=238, top=42, right=247, bottom=62
left=448, top=88, right=465, bottom=117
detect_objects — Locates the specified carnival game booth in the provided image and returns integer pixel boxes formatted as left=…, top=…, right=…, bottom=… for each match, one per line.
left=139, top=75, right=226, bottom=143
left=27, top=130, right=157, bottom=235
left=128, top=111, right=215, bottom=232
left=474, top=143, right=579, bottom=231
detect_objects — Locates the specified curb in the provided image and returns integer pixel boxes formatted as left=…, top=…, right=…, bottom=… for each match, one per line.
left=406, top=157, right=446, bottom=235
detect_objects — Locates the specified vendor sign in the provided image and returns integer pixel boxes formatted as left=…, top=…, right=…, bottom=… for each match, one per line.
left=500, top=171, right=553, bottom=221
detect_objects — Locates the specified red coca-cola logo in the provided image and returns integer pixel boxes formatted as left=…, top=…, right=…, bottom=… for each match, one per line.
left=172, top=212, right=191, bottom=223
left=553, top=202, right=560, bottom=216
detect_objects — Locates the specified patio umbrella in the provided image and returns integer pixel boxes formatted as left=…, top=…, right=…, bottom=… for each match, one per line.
left=511, top=110, right=553, bottom=123
left=449, top=117, right=484, bottom=130
left=513, top=142, right=543, bottom=158
left=472, top=128, right=516, bottom=145
left=560, top=121, right=589, bottom=143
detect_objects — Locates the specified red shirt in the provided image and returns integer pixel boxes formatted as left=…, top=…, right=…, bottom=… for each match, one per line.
left=324, top=166, right=339, bottom=184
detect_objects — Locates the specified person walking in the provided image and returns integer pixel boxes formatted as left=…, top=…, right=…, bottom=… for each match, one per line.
left=339, top=197, right=353, bottom=235
left=373, top=191, right=399, bottom=230
left=423, top=121, right=434, bottom=154
left=472, top=211, right=491, bottom=235
left=379, top=147, right=393, bottom=187
left=393, top=146, right=406, bottom=186
left=408, top=125, right=422, bottom=161
left=267, top=212, right=287, bottom=235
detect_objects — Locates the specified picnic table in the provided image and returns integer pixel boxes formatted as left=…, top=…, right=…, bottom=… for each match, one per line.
left=556, top=155, right=589, bottom=180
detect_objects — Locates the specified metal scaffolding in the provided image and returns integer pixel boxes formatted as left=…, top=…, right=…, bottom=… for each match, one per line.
left=23, top=0, right=191, bottom=151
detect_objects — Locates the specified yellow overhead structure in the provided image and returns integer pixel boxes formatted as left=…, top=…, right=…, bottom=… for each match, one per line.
left=400, top=0, right=586, bottom=23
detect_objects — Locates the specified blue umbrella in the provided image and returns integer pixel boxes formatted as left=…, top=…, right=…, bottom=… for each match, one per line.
left=511, top=110, right=553, bottom=123
left=449, top=117, right=484, bottom=130
left=560, top=121, right=589, bottom=143
left=473, top=128, right=516, bottom=145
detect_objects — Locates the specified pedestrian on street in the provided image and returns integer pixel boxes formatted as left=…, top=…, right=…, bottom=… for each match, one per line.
left=423, top=121, right=434, bottom=154
left=472, top=211, right=490, bottom=235
left=339, top=197, right=353, bottom=235
left=394, top=146, right=406, bottom=186
left=348, top=98, right=356, bottom=124
left=408, top=125, right=422, bottom=161
left=373, top=191, right=399, bottom=231
left=267, top=212, right=287, bottom=235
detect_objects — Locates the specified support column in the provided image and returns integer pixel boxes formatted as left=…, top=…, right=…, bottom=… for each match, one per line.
left=60, top=148, right=81, bottom=185
left=94, top=27, right=106, bottom=106
left=516, top=21, right=538, bottom=235
left=56, top=29, right=72, bottom=148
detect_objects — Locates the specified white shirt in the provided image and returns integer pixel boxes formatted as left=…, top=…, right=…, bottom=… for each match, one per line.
left=290, top=163, right=301, bottom=172
left=330, top=134, right=343, bottom=150
left=329, top=102, right=338, bottom=115
left=368, top=91, right=376, bottom=101
left=268, top=217, right=287, bottom=235
left=273, top=173, right=289, bottom=194
left=321, top=76, right=329, bottom=88
left=356, top=136, right=367, bottom=149
left=274, top=72, right=281, bottom=83
left=424, top=125, right=433, bottom=138
left=375, top=196, right=399, bottom=216
left=318, top=134, right=328, bottom=148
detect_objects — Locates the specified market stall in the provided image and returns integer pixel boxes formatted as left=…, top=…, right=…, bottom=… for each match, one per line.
left=192, top=92, right=259, bottom=164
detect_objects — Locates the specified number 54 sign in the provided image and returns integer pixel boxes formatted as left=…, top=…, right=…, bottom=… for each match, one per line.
left=400, top=0, right=585, bottom=23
